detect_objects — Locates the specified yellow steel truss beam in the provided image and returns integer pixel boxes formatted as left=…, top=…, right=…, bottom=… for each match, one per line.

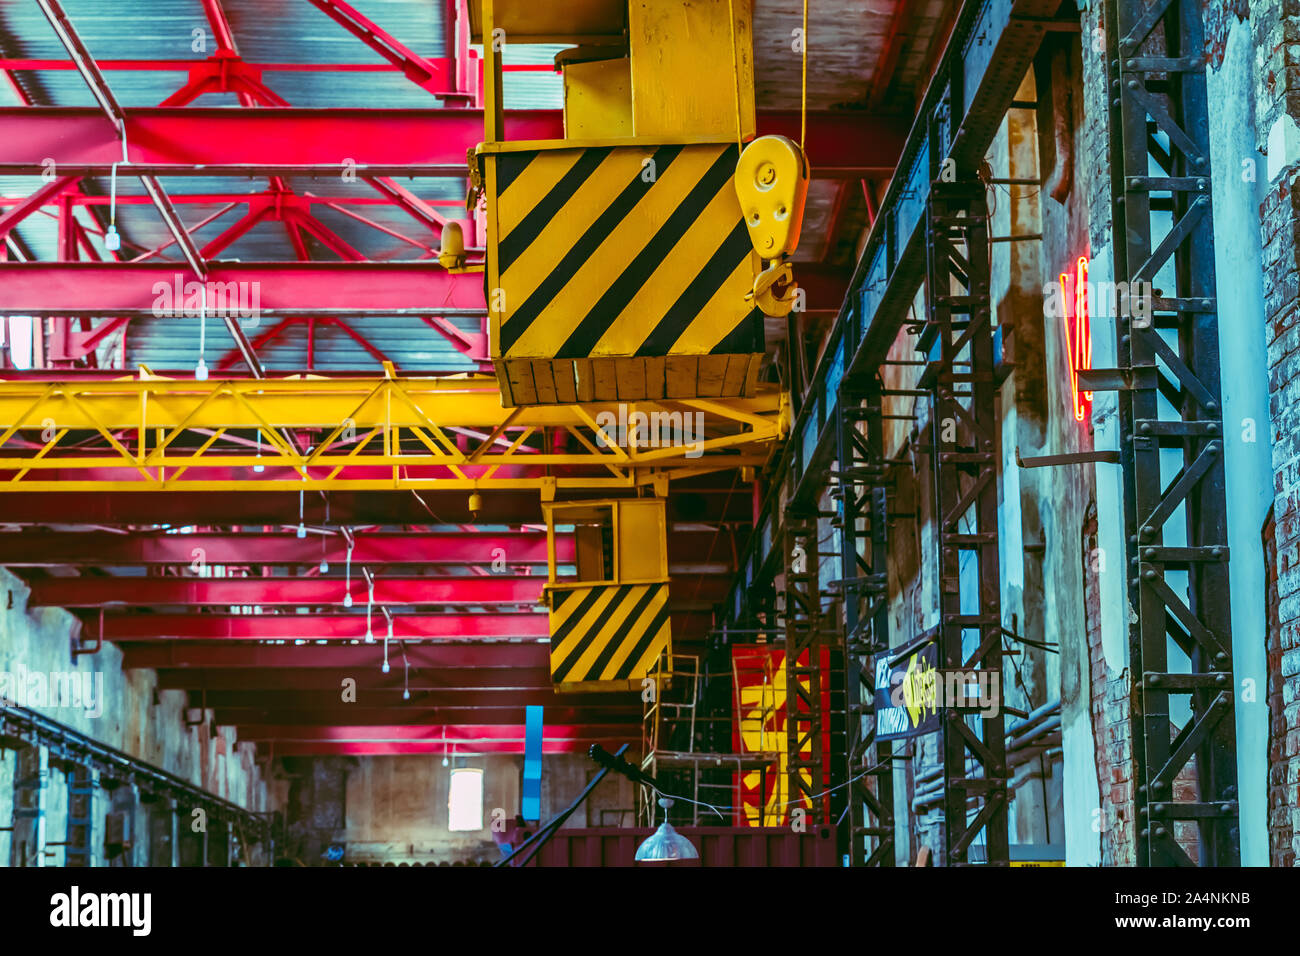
left=0, top=374, right=788, bottom=492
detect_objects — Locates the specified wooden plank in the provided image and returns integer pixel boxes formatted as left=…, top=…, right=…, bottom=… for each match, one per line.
left=644, top=355, right=666, bottom=400
left=505, top=360, right=538, bottom=406
left=697, top=355, right=727, bottom=398
left=531, top=360, right=559, bottom=404
left=664, top=355, right=698, bottom=399
left=720, top=353, right=749, bottom=396
left=552, top=360, right=578, bottom=404
left=615, top=357, right=647, bottom=402
left=573, top=358, right=596, bottom=403
left=592, top=359, right=619, bottom=401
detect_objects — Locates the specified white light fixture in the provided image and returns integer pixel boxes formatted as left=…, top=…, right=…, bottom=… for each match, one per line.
left=635, top=798, right=698, bottom=864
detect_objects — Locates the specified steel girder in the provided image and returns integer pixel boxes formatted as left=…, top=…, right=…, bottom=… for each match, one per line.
left=91, top=611, right=711, bottom=642
left=0, top=375, right=784, bottom=492
left=0, top=530, right=731, bottom=568
left=0, top=108, right=906, bottom=179
left=782, top=517, right=829, bottom=823
left=1104, top=0, right=1238, bottom=867
left=925, top=182, right=1008, bottom=866
left=35, top=576, right=722, bottom=608
left=833, top=383, right=895, bottom=866
left=120, top=641, right=549, bottom=669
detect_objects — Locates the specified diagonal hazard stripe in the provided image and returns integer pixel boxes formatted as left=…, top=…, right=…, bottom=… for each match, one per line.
left=494, top=151, right=532, bottom=197
left=709, top=306, right=765, bottom=353
left=498, top=145, right=686, bottom=355
left=636, top=219, right=753, bottom=356
left=552, top=585, right=633, bottom=683
left=554, top=146, right=741, bottom=360
left=585, top=584, right=659, bottom=681
left=614, top=599, right=671, bottom=681
left=498, top=147, right=612, bottom=273
left=549, top=585, right=605, bottom=647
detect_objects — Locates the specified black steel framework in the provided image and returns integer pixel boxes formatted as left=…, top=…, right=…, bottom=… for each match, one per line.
left=923, top=182, right=1008, bottom=865
left=782, top=518, right=828, bottom=823
left=1102, top=0, right=1238, bottom=866
left=833, top=383, right=895, bottom=865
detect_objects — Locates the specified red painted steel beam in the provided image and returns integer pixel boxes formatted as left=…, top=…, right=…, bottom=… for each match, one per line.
left=0, top=262, right=485, bottom=316
left=210, top=707, right=638, bottom=725
left=37, top=575, right=725, bottom=608
left=122, top=641, right=549, bottom=670
left=0, top=530, right=734, bottom=568
left=0, top=175, right=79, bottom=238
left=190, top=689, right=633, bottom=708
left=256, top=740, right=627, bottom=755
left=87, top=612, right=551, bottom=641
left=34, top=575, right=546, bottom=607
left=304, top=0, right=451, bottom=95
left=0, top=108, right=907, bottom=178
left=0, top=487, right=755, bottom=525
left=237, top=724, right=634, bottom=741
left=156, top=667, right=558, bottom=690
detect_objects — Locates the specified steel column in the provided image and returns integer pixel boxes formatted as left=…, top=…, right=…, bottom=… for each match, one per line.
left=834, top=381, right=895, bottom=866
left=1105, top=0, right=1238, bottom=867
left=925, top=182, right=1008, bottom=866
left=782, top=517, right=827, bottom=823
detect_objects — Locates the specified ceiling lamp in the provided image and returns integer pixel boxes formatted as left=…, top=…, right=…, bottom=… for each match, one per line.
left=635, top=798, right=698, bottom=864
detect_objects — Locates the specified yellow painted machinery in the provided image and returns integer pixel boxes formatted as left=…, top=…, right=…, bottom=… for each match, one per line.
left=541, top=497, right=671, bottom=692
left=470, top=0, right=809, bottom=408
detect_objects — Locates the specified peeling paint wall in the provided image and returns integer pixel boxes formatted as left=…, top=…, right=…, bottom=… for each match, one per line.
left=0, top=568, right=270, bottom=866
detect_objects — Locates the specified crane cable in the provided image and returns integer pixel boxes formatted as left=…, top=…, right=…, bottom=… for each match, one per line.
left=801, top=0, right=808, bottom=151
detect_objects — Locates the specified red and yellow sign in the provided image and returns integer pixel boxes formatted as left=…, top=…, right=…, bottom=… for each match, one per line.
left=1061, top=255, right=1092, bottom=423
left=731, top=645, right=833, bottom=826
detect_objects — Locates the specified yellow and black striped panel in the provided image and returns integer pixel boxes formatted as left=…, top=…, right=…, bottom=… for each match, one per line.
left=547, top=582, right=671, bottom=692
left=485, top=143, right=765, bottom=406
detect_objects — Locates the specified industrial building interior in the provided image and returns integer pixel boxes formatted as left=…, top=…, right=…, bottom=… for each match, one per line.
left=0, top=0, right=1288, bottom=887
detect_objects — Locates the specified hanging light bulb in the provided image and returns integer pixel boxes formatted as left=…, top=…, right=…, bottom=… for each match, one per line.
left=402, top=652, right=410, bottom=700
left=635, top=798, right=698, bottom=863
left=195, top=281, right=208, bottom=381
left=105, top=161, right=121, bottom=251
left=381, top=614, right=392, bottom=672
left=343, top=542, right=354, bottom=607
left=364, top=578, right=375, bottom=643
left=296, top=489, right=306, bottom=538
left=253, top=430, right=264, bottom=472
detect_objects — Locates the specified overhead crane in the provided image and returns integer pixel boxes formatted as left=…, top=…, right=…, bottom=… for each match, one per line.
left=0, top=0, right=810, bottom=697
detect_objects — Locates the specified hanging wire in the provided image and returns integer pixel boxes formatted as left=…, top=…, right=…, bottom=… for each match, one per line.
left=365, top=574, right=375, bottom=643
left=401, top=641, right=411, bottom=701
left=800, top=0, right=808, bottom=151
left=343, top=540, right=354, bottom=608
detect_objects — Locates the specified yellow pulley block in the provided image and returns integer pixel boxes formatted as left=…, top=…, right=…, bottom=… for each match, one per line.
left=735, top=135, right=809, bottom=318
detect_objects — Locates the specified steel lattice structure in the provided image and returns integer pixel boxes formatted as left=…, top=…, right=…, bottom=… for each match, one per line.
left=924, top=182, right=1008, bottom=866
left=0, top=375, right=784, bottom=492
left=1100, top=0, right=1239, bottom=866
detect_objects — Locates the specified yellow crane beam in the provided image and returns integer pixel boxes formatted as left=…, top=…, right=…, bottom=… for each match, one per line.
left=0, top=373, right=787, bottom=492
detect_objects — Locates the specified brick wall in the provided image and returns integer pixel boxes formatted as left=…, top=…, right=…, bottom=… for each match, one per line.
left=1264, top=508, right=1296, bottom=865
left=1083, top=504, right=1135, bottom=864
left=1258, top=0, right=1300, bottom=866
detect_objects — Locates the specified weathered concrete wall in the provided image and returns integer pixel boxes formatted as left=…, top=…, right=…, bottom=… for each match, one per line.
left=0, top=567, right=271, bottom=866
left=1251, top=0, right=1300, bottom=867
left=275, top=752, right=636, bottom=865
